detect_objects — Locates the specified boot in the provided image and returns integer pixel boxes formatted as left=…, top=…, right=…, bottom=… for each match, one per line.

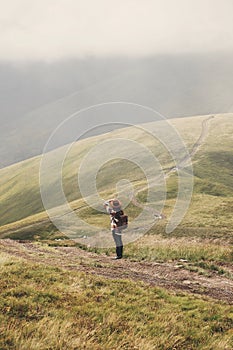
left=116, top=245, right=123, bottom=259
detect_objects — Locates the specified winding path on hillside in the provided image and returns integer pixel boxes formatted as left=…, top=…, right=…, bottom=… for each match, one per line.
left=1, top=238, right=232, bottom=304
left=0, top=115, right=215, bottom=236
left=131, top=115, right=215, bottom=217
left=2, top=114, right=231, bottom=306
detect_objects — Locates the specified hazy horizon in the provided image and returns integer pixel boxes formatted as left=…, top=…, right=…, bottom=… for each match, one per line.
left=0, top=1, right=233, bottom=167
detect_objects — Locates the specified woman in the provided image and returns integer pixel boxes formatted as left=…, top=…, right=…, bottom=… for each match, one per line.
left=104, top=198, right=124, bottom=259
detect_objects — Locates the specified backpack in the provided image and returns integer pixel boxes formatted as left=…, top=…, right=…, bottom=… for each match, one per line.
left=115, top=210, right=128, bottom=230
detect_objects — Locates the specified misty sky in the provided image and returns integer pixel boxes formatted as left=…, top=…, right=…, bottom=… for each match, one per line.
left=1, top=0, right=233, bottom=62
left=1, top=0, right=233, bottom=167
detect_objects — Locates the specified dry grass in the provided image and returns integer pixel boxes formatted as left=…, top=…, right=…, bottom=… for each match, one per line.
left=0, top=253, right=233, bottom=350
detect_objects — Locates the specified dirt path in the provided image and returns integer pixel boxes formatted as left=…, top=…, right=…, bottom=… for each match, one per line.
left=1, top=116, right=232, bottom=304
left=131, top=115, right=215, bottom=218
left=1, top=239, right=232, bottom=304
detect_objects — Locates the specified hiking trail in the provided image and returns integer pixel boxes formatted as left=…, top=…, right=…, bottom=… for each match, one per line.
left=1, top=238, right=232, bottom=304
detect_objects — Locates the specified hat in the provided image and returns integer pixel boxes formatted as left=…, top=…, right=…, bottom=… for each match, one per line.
left=111, top=198, right=121, bottom=209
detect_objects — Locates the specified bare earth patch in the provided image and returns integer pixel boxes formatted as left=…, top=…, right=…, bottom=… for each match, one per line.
left=1, top=239, right=232, bottom=304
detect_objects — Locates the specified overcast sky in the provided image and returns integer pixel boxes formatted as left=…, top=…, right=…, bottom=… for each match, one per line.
left=0, top=0, right=233, bottom=62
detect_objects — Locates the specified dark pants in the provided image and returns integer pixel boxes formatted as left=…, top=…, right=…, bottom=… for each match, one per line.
left=112, top=229, right=123, bottom=258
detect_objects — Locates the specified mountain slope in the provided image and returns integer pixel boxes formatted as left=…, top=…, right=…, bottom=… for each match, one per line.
left=0, top=113, right=233, bottom=239
left=1, top=113, right=233, bottom=350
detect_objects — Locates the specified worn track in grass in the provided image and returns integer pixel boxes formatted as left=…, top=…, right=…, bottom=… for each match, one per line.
left=1, top=238, right=232, bottom=304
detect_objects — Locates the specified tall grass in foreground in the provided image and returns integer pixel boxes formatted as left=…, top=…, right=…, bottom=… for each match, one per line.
left=0, top=254, right=232, bottom=350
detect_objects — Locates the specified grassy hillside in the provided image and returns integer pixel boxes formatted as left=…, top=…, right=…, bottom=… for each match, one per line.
left=0, top=113, right=233, bottom=235
left=0, top=113, right=233, bottom=350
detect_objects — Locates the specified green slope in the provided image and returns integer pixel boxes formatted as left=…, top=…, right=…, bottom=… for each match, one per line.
left=0, top=113, right=233, bottom=239
left=1, top=114, right=233, bottom=350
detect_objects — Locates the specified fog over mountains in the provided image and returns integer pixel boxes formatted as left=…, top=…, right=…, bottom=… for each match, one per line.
left=1, top=53, right=233, bottom=168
